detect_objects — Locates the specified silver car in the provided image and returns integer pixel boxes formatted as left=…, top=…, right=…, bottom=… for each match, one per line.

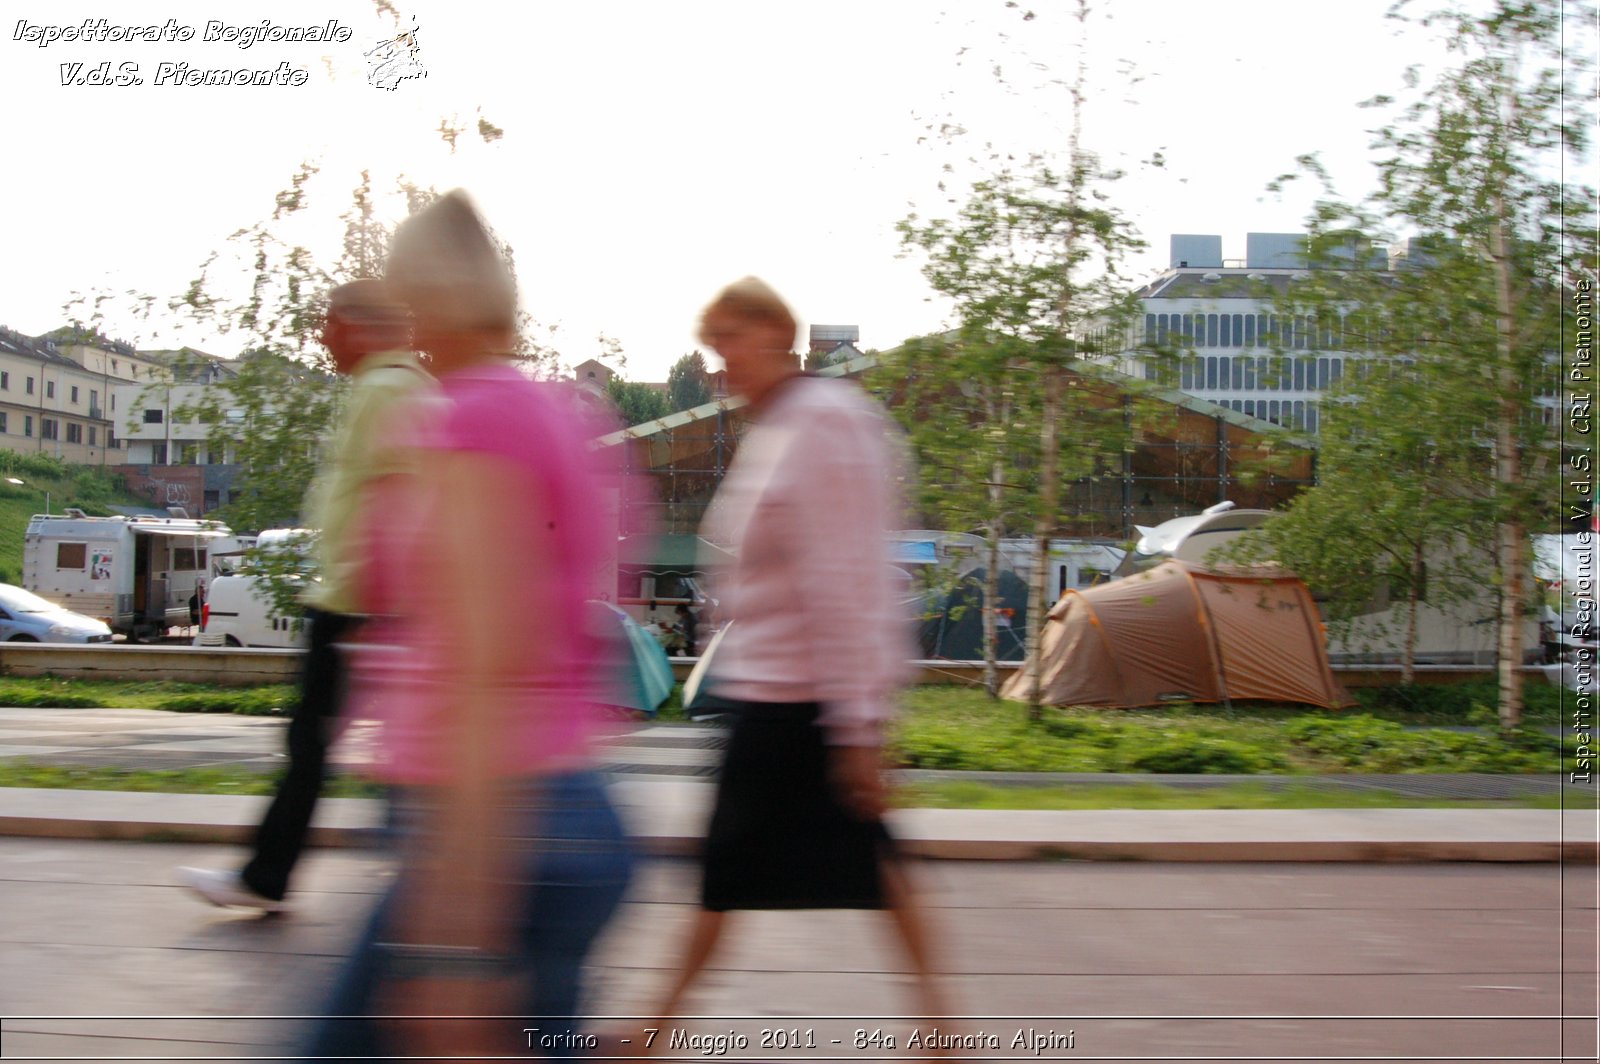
left=0, top=584, right=114, bottom=643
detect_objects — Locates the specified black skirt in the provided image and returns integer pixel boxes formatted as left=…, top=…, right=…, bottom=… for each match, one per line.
left=700, top=698, right=893, bottom=912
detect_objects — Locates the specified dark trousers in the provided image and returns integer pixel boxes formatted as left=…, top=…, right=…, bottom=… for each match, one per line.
left=241, top=608, right=360, bottom=901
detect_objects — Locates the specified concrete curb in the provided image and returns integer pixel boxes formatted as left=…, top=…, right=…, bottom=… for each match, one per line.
left=1, top=787, right=1595, bottom=862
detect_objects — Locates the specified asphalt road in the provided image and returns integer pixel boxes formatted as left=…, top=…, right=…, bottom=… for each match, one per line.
left=0, top=838, right=1594, bottom=1063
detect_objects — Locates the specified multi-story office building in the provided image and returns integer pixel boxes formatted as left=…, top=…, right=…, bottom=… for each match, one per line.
left=1093, top=232, right=1563, bottom=435
left=1092, top=232, right=1394, bottom=434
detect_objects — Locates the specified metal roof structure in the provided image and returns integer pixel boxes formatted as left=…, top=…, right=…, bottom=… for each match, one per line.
left=598, top=349, right=1315, bottom=541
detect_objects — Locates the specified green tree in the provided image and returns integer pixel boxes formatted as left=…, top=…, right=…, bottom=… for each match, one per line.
left=1263, top=0, right=1594, bottom=725
left=666, top=351, right=712, bottom=412
left=1227, top=347, right=1489, bottom=682
left=878, top=0, right=1148, bottom=708
left=605, top=377, right=671, bottom=426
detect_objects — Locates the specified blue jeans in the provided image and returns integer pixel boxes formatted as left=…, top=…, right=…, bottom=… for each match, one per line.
left=300, top=770, right=636, bottom=1060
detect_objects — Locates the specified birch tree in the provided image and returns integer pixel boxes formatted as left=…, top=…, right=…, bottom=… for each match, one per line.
left=1263, top=0, right=1594, bottom=724
left=878, top=0, right=1146, bottom=710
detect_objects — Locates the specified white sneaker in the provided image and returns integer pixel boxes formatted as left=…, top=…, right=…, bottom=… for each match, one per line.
left=176, top=867, right=290, bottom=913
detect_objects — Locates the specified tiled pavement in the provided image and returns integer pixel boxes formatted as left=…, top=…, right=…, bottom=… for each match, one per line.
left=0, top=838, right=1594, bottom=1062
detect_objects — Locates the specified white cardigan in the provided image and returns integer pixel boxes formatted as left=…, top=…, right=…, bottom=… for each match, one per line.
left=700, top=375, right=915, bottom=746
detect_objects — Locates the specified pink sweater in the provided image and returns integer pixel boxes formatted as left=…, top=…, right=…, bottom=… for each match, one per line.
left=350, top=363, right=615, bottom=783
left=700, top=376, right=915, bottom=745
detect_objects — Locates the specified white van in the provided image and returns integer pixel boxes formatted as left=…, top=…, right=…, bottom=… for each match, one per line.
left=193, top=574, right=308, bottom=649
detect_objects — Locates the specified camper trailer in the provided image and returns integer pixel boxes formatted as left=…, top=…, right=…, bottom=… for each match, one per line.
left=24, top=511, right=229, bottom=641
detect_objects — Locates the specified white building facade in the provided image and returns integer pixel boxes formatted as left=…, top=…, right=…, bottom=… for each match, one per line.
left=1091, top=233, right=1383, bottom=435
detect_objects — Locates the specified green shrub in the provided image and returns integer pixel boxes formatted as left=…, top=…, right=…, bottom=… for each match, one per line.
left=1121, top=737, right=1290, bottom=774
left=1284, top=714, right=1408, bottom=763
left=1353, top=681, right=1563, bottom=724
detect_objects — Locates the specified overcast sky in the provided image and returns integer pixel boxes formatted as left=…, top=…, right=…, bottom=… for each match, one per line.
left=1, top=0, right=1559, bottom=381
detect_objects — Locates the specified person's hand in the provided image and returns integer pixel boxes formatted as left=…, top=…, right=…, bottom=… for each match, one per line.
left=828, top=744, right=888, bottom=820
left=378, top=972, right=519, bottom=1062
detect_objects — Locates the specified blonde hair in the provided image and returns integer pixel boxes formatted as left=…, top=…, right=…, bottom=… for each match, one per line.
left=698, top=276, right=798, bottom=350
left=385, top=189, right=517, bottom=333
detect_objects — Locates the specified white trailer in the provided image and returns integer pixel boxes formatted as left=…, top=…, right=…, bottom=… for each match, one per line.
left=23, top=511, right=231, bottom=641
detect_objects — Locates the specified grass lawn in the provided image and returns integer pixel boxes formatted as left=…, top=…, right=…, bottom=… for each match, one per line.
left=0, top=676, right=296, bottom=714
left=896, top=779, right=1568, bottom=811
left=0, top=763, right=1565, bottom=810
left=889, top=684, right=1579, bottom=776
left=0, top=762, right=384, bottom=798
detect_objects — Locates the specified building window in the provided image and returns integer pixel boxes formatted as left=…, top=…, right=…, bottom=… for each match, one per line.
left=56, top=543, right=87, bottom=569
left=90, top=389, right=98, bottom=414
left=66, top=423, right=82, bottom=444
left=1206, top=356, right=1219, bottom=390
left=0, top=371, right=8, bottom=390
left=0, top=412, right=6, bottom=433
left=45, top=381, right=54, bottom=400
left=152, top=442, right=167, bottom=464
left=87, top=426, right=96, bottom=446
left=1206, top=314, right=1219, bottom=347
left=70, top=386, right=79, bottom=404
left=143, top=409, right=164, bottom=424
left=24, top=416, right=32, bottom=437
left=1144, top=314, right=1156, bottom=346
left=41, top=418, right=58, bottom=440
left=111, top=360, right=118, bottom=373
left=26, top=377, right=34, bottom=395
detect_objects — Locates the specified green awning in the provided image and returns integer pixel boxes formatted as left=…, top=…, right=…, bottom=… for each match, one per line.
left=617, top=534, right=734, bottom=570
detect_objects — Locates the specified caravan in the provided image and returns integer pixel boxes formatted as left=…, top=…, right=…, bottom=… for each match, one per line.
left=24, top=511, right=229, bottom=640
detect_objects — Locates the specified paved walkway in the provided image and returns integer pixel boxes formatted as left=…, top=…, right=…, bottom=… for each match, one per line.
left=0, top=838, right=1594, bottom=1062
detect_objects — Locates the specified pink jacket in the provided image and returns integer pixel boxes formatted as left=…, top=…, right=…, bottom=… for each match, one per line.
left=700, top=375, right=915, bottom=745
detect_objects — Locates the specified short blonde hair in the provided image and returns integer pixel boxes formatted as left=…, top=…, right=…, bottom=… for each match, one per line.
left=386, top=189, right=517, bottom=333
left=698, top=276, right=797, bottom=350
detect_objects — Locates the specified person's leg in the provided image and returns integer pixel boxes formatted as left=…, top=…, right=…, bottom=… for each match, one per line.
left=510, top=774, right=637, bottom=1036
left=651, top=908, right=729, bottom=1027
left=878, top=856, right=948, bottom=1021
left=240, top=609, right=359, bottom=900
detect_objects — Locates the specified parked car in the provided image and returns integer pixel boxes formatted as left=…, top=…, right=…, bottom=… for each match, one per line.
left=0, top=583, right=114, bottom=643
